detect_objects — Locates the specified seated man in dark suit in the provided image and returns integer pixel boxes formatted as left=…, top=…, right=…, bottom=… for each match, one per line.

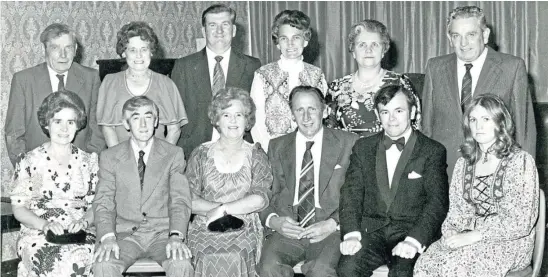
left=337, top=84, right=449, bottom=277
left=171, top=4, right=261, bottom=156
left=258, top=86, right=359, bottom=277
left=5, top=23, right=105, bottom=166
left=93, top=96, right=193, bottom=277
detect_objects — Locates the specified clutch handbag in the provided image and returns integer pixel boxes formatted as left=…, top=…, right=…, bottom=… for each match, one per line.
left=45, top=229, right=87, bottom=244
left=207, top=214, right=244, bottom=233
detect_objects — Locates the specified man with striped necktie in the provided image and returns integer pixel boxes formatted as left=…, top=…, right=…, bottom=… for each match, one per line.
left=258, top=86, right=358, bottom=277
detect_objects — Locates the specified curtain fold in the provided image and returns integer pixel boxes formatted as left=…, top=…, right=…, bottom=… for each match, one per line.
left=249, top=1, right=548, bottom=102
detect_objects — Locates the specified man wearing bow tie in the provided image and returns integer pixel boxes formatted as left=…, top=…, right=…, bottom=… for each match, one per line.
left=258, top=86, right=358, bottom=277
left=337, top=84, right=449, bottom=277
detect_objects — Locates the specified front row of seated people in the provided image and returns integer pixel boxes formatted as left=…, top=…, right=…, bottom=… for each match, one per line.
left=9, top=84, right=539, bottom=277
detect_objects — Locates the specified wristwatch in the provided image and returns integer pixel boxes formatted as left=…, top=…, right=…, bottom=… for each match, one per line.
left=169, top=231, right=185, bottom=241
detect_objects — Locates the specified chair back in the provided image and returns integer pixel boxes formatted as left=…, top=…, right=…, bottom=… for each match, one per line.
left=532, top=189, right=545, bottom=277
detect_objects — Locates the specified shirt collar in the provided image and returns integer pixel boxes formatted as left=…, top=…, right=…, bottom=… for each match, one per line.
left=130, top=137, right=154, bottom=159
left=457, top=47, right=488, bottom=68
left=47, top=64, right=68, bottom=79
left=296, top=127, right=324, bottom=145
left=205, top=46, right=231, bottom=61
left=384, top=126, right=413, bottom=145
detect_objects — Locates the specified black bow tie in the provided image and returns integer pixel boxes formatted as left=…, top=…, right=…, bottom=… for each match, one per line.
left=383, top=136, right=405, bottom=151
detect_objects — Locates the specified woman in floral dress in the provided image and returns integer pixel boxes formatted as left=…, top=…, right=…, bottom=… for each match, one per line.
left=250, top=9, right=327, bottom=151
left=325, top=19, right=421, bottom=137
left=414, top=94, right=539, bottom=277
left=9, top=91, right=98, bottom=277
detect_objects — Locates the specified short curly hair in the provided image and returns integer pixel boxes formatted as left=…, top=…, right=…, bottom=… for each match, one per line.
left=116, top=21, right=159, bottom=57
left=347, top=19, right=390, bottom=53
left=271, top=10, right=312, bottom=45
left=460, top=94, right=518, bottom=164
left=201, top=4, right=236, bottom=26
left=208, top=87, right=256, bottom=132
left=40, top=23, right=77, bottom=47
left=37, top=90, right=87, bottom=137
left=447, top=6, right=487, bottom=33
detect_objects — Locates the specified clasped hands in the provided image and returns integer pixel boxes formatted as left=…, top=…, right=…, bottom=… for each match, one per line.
left=94, top=235, right=192, bottom=262
left=42, top=218, right=88, bottom=235
left=340, top=239, right=418, bottom=259
left=270, top=216, right=337, bottom=243
left=442, top=230, right=481, bottom=249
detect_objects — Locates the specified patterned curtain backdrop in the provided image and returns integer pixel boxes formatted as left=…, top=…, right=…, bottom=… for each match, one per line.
left=0, top=1, right=250, bottom=193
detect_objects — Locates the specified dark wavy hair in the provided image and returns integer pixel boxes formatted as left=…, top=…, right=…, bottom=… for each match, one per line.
left=373, top=83, right=416, bottom=112
left=37, top=90, right=87, bottom=137
left=116, top=21, right=159, bottom=57
left=208, top=87, right=256, bottom=132
left=271, top=10, right=312, bottom=45
left=201, top=4, right=236, bottom=26
left=460, top=94, right=519, bottom=164
left=347, top=19, right=390, bottom=53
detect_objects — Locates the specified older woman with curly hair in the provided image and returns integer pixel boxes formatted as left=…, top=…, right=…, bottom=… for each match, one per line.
left=250, top=9, right=327, bottom=151
left=414, top=94, right=539, bottom=277
left=325, top=19, right=421, bottom=137
left=186, top=87, right=273, bottom=277
left=97, top=21, right=187, bottom=147
left=9, top=90, right=98, bottom=277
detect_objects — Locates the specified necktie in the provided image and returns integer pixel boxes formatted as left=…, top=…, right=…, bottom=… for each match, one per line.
left=297, top=141, right=315, bottom=227
left=461, top=63, right=473, bottom=111
left=212, top=55, right=225, bottom=95
left=383, top=135, right=405, bottom=151
left=138, top=150, right=146, bottom=190
left=56, top=74, right=65, bottom=91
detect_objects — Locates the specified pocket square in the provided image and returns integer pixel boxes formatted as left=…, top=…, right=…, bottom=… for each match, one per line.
left=334, top=164, right=342, bottom=169
left=408, top=171, right=422, bottom=179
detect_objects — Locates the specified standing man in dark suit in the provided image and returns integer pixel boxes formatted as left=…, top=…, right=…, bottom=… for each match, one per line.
left=171, top=4, right=261, bottom=157
left=258, top=86, right=359, bottom=277
left=5, top=23, right=105, bottom=166
left=338, top=84, right=449, bottom=277
left=422, top=6, right=536, bottom=177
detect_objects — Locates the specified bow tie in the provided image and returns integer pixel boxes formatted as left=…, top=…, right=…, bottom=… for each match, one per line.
left=383, top=136, right=405, bottom=151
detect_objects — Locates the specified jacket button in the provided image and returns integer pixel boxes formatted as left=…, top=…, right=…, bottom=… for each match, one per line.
left=132, top=226, right=137, bottom=231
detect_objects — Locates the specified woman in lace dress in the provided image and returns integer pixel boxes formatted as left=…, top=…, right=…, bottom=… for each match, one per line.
left=250, top=10, right=327, bottom=151
left=414, top=94, right=539, bottom=277
left=186, top=87, right=273, bottom=277
left=9, top=91, right=98, bottom=277
left=325, top=19, right=421, bottom=137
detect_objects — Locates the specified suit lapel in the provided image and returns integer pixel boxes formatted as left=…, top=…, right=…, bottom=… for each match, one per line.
left=120, top=141, right=141, bottom=200
left=38, top=63, right=53, bottom=94
left=318, top=129, right=341, bottom=197
left=375, top=135, right=391, bottom=209
left=66, top=63, right=85, bottom=94
left=141, top=140, right=167, bottom=205
left=386, top=131, right=418, bottom=209
left=475, top=47, right=503, bottom=96
left=226, top=50, right=244, bottom=88
left=281, top=132, right=297, bottom=214
left=194, top=49, right=213, bottom=101
left=442, top=55, right=462, bottom=115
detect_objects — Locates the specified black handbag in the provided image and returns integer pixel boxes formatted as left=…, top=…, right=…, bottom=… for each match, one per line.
left=207, top=214, right=244, bottom=233
left=45, top=229, right=87, bottom=244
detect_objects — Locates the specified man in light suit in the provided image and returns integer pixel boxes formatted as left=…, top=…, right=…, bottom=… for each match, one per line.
left=421, top=6, right=536, bottom=177
left=338, top=84, right=449, bottom=277
left=4, top=23, right=105, bottom=166
left=171, top=4, right=261, bottom=157
left=258, top=86, right=359, bottom=277
left=93, top=96, right=193, bottom=277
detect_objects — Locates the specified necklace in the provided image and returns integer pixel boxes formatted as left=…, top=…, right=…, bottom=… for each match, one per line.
left=480, top=145, right=494, bottom=164
left=354, top=69, right=385, bottom=89
left=127, top=69, right=151, bottom=79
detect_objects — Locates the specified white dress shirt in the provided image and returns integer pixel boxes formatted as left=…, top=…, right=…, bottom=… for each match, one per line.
left=457, top=47, right=488, bottom=97
left=205, top=47, right=231, bottom=141
left=47, top=65, right=68, bottom=92
left=265, top=128, right=324, bottom=228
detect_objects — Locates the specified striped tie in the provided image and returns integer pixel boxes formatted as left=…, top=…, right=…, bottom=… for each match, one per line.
left=461, top=63, right=473, bottom=112
left=138, top=150, right=145, bottom=190
left=297, top=141, right=315, bottom=227
left=56, top=74, right=65, bottom=91
left=212, top=55, right=225, bottom=95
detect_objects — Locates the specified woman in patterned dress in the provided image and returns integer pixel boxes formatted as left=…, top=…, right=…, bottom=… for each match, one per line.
left=414, top=94, right=539, bottom=277
left=250, top=10, right=327, bottom=151
left=325, top=19, right=421, bottom=137
left=186, top=87, right=273, bottom=277
left=9, top=91, right=98, bottom=277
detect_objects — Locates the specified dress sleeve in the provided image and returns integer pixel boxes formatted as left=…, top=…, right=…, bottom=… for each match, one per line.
left=250, top=72, right=271, bottom=151
left=96, top=74, right=124, bottom=126
left=477, top=151, right=539, bottom=242
left=441, top=158, right=475, bottom=236
left=9, top=153, right=35, bottom=208
left=247, top=143, right=273, bottom=211
left=185, top=145, right=205, bottom=198
left=155, top=76, right=189, bottom=127
left=84, top=152, right=99, bottom=208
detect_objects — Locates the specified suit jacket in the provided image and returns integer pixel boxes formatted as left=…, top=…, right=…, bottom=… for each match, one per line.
left=5, top=62, right=106, bottom=166
left=93, top=138, right=191, bottom=241
left=260, top=128, right=359, bottom=228
left=339, top=131, right=449, bottom=247
left=421, top=47, right=536, bottom=177
left=171, top=48, right=261, bottom=157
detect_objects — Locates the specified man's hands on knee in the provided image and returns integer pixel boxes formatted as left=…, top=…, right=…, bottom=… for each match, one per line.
left=269, top=216, right=304, bottom=239
left=95, top=237, right=120, bottom=262
left=340, top=238, right=362, bottom=255
left=166, top=237, right=192, bottom=260
left=391, top=241, right=418, bottom=259
left=298, top=218, right=337, bottom=243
